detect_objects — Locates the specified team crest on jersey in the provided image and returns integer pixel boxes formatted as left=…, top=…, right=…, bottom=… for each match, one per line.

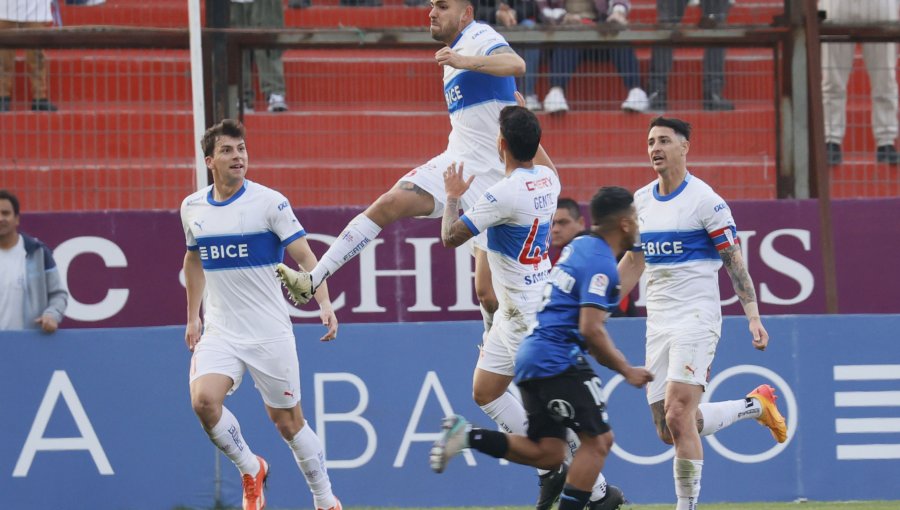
left=588, top=273, right=610, bottom=297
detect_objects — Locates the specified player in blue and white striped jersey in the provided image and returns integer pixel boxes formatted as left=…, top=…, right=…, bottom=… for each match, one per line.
left=617, top=117, right=788, bottom=510
left=431, top=187, right=652, bottom=510
left=277, top=0, right=526, bottom=338
left=180, top=119, right=341, bottom=510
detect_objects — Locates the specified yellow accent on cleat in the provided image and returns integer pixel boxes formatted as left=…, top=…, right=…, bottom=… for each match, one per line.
left=748, top=384, right=787, bottom=443
left=276, top=263, right=313, bottom=305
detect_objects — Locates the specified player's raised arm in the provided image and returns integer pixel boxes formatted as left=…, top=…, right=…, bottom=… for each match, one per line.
left=440, top=162, right=477, bottom=247
left=435, top=45, right=525, bottom=77
left=183, top=249, right=205, bottom=351
left=579, top=306, right=653, bottom=388
left=285, top=238, right=338, bottom=342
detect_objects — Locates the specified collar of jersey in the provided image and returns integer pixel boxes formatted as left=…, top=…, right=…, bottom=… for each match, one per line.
left=652, top=172, right=691, bottom=202
left=450, top=21, right=479, bottom=49
left=207, top=180, right=248, bottom=207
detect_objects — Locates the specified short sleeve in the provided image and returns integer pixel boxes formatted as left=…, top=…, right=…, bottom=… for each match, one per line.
left=460, top=184, right=513, bottom=235
left=698, top=190, right=739, bottom=252
left=576, top=257, right=621, bottom=311
left=180, top=203, right=198, bottom=251
left=267, top=193, right=306, bottom=247
left=474, top=25, right=510, bottom=57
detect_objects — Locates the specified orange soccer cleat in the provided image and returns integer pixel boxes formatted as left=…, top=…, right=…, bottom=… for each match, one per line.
left=317, top=497, right=342, bottom=510
left=747, top=384, right=787, bottom=443
left=242, top=456, right=269, bottom=510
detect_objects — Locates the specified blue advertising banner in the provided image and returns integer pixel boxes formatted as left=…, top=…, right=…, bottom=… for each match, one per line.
left=1, top=316, right=899, bottom=510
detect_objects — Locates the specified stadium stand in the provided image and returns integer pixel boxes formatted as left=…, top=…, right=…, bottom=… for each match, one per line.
left=2, top=0, right=897, bottom=211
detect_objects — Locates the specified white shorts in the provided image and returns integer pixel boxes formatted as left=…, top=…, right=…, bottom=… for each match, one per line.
left=476, top=293, right=539, bottom=377
left=400, top=152, right=503, bottom=250
left=644, top=328, right=719, bottom=404
left=189, top=335, right=301, bottom=409
left=399, top=152, right=504, bottom=213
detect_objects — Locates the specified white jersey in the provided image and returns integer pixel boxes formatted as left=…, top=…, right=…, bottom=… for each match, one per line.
left=461, top=165, right=560, bottom=310
left=635, top=173, right=739, bottom=335
left=180, top=180, right=305, bottom=342
left=443, top=21, right=517, bottom=174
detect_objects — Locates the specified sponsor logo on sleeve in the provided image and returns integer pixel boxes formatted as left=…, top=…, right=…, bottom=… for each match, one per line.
left=588, top=273, right=610, bottom=297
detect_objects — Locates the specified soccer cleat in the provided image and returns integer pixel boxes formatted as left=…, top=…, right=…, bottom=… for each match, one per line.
left=588, top=485, right=627, bottom=510
left=242, top=456, right=269, bottom=510
left=276, top=263, right=314, bottom=305
left=748, top=384, right=787, bottom=443
left=430, top=414, right=470, bottom=473
left=535, top=463, right=567, bottom=510
left=316, top=497, right=342, bottom=510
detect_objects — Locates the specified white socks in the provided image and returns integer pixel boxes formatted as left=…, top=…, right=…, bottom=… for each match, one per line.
left=590, top=471, right=608, bottom=501
left=207, top=406, right=260, bottom=476
left=480, top=392, right=528, bottom=434
left=310, top=213, right=382, bottom=288
left=286, top=424, right=337, bottom=509
left=674, top=457, right=703, bottom=510
left=698, top=398, right=762, bottom=436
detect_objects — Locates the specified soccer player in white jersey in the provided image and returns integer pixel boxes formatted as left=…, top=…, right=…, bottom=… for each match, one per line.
left=181, top=119, right=341, bottom=510
left=617, top=117, right=788, bottom=510
left=439, top=105, right=625, bottom=510
left=431, top=186, right=653, bottom=510
left=277, top=0, right=525, bottom=330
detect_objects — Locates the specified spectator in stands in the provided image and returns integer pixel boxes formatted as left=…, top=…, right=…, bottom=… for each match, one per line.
left=647, top=0, right=734, bottom=112
left=231, top=0, right=289, bottom=112
left=821, top=0, right=899, bottom=165
left=0, top=190, right=68, bottom=332
left=473, top=0, right=543, bottom=110
left=0, top=0, right=59, bottom=112
left=533, top=0, right=649, bottom=114
left=551, top=197, right=636, bottom=317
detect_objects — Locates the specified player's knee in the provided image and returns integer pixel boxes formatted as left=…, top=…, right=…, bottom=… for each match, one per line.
left=191, top=395, right=222, bottom=425
left=271, top=414, right=305, bottom=440
left=472, top=387, right=497, bottom=407
left=664, top=407, right=693, bottom=440
left=372, top=187, right=431, bottom=222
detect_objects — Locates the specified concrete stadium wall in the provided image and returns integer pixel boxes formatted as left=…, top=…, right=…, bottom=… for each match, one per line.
left=1, top=315, right=899, bottom=509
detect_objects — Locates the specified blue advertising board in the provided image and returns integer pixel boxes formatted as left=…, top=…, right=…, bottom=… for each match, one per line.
left=1, top=315, right=899, bottom=509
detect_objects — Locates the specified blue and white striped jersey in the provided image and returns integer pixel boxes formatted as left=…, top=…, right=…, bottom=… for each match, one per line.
left=635, top=172, right=738, bottom=334
left=460, top=165, right=559, bottom=307
left=180, top=180, right=305, bottom=342
left=443, top=21, right=517, bottom=174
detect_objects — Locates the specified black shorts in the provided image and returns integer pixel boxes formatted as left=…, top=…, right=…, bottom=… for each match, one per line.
left=518, top=358, right=611, bottom=441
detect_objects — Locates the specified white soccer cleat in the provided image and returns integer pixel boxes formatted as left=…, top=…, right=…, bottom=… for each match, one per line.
left=621, top=87, right=650, bottom=113
left=543, top=87, right=569, bottom=114
left=276, top=263, right=314, bottom=305
left=430, top=414, right=470, bottom=473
